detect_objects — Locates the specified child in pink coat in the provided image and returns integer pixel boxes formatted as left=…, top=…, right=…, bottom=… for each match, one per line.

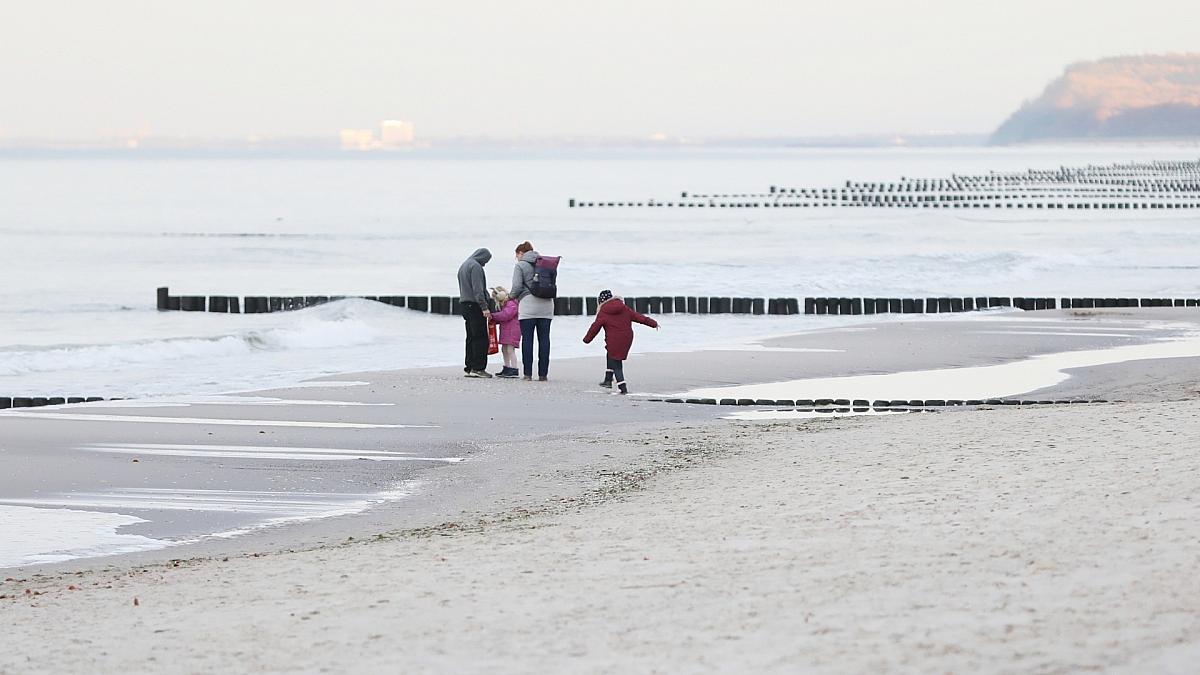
left=490, top=287, right=521, bottom=378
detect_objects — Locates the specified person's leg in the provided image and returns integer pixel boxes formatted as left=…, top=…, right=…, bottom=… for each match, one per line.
left=612, top=359, right=627, bottom=393
left=460, top=303, right=473, bottom=372
left=536, top=318, right=551, bottom=379
left=494, top=343, right=508, bottom=375
left=502, top=345, right=516, bottom=370
left=465, top=303, right=489, bottom=372
left=520, top=319, right=535, bottom=378
left=602, top=356, right=617, bottom=386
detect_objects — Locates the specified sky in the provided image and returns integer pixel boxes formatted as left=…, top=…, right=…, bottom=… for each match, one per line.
left=1, top=0, right=1197, bottom=141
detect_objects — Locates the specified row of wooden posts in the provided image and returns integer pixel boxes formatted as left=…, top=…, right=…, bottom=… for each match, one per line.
left=807, top=297, right=1200, bottom=314
left=569, top=158, right=1200, bottom=210
left=648, top=397, right=1109, bottom=409
left=157, top=288, right=1200, bottom=317
left=1, top=396, right=110, bottom=409
left=568, top=198, right=1199, bottom=209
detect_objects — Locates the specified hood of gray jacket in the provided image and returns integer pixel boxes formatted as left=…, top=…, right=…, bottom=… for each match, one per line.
left=519, top=250, right=538, bottom=264
left=458, top=248, right=492, bottom=305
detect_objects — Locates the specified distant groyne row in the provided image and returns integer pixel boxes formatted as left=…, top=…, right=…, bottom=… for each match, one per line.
left=647, top=397, right=1109, bottom=410
left=156, top=288, right=1200, bottom=316
left=1, top=396, right=111, bottom=409
left=568, top=158, right=1200, bottom=210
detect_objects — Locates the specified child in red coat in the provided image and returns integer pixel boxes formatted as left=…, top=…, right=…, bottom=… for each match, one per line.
left=582, top=290, right=658, bottom=394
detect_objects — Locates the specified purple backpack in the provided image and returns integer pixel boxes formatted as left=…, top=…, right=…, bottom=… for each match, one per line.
left=529, top=255, right=560, bottom=299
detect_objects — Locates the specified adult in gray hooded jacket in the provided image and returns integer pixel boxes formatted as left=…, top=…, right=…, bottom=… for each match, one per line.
left=510, top=241, right=554, bottom=380
left=457, top=248, right=493, bottom=377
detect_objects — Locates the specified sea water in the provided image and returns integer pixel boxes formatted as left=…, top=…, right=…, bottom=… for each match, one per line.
left=2, top=144, right=1199, bottom=398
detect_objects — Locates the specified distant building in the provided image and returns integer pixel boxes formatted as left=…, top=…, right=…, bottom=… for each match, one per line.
left=379, top=120, right=415, bottom=148
left=339, top=129, right=378, bottom=151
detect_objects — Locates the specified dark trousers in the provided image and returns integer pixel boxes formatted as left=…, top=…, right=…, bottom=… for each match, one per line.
left=604, top=357, right=627, bottom=392
left=519, top=318, right=552, bottom=377
left=461, top=301, right=489, bottom=372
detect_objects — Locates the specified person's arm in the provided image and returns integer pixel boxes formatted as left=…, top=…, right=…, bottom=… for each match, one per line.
left=629, top=308, right=658, bottom=329
left=583, top=316, right=603, bottom=344
left=510, top=264, right=526, bottom=300
left=471, top=266, right=489, bottom=308
left=492, top=301, right=518, bottom=323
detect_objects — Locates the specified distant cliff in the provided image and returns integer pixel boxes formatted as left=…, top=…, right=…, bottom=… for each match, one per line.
left=991, top=54, right=1200, bottom=145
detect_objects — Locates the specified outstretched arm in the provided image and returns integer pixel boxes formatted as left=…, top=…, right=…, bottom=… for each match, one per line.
left=583, top=317, right=603, bottom=344
left=629, top=309, right=658, bottom=329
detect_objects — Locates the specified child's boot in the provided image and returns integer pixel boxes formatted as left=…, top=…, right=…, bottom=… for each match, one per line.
left=599, top=370, right=613, bottom=388
left=616, top=380, right=628, bottom=395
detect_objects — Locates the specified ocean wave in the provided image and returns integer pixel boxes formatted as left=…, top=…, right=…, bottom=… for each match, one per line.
left=0, top=299, right=391, bottom=377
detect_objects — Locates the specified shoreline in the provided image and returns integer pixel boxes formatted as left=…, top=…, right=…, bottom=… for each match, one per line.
left=2, top=307, right=1199, bottom=574
left=3, top=308, right=1200, bottom=671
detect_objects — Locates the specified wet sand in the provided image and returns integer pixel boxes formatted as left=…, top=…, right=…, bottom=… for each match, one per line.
left=1, top=307, right=1198, bottom=571
left=3, top=400, right=1200, bottom=673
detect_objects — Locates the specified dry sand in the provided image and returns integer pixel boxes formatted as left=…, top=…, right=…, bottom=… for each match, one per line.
left=4, top=400, right=1200, bottom=674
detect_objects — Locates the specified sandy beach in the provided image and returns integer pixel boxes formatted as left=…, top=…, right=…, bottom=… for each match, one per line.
left=4, top=400, right=1200, bottom=673
left=2, top=308, right=1200, bottom=672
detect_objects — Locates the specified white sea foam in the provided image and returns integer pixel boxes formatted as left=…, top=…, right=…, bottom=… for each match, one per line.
left=202, top=483, right=421, bottom=540
left=1, top=479, right=427, bottom=569
left=81, top=443, right=464, bottom=462
left=0, top=488, right=386, bottom=514
left=0, top=301, right=388, bottom=377
left=0, top=412, right=424, bottom=429
left=187, top=396, right=393, bottom=406
left=94, top=395, right=392, bottom=407
left=0, top=504, right=168, bottom=568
